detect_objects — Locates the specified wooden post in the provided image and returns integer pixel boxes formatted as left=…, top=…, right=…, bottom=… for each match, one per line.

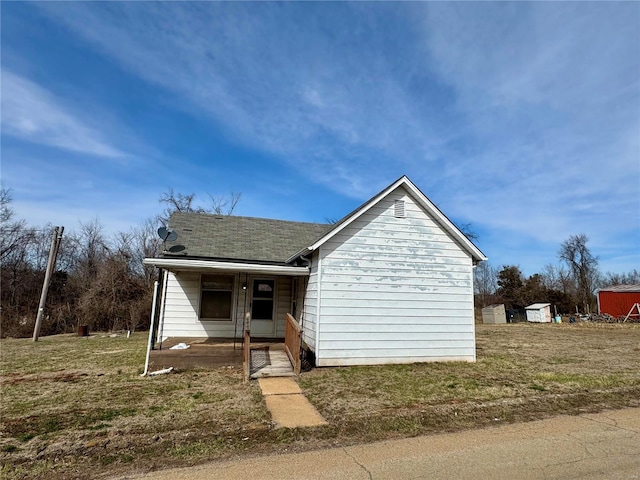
left=33, top=226, right=64, bottom=342
left=243, top=327, right=251, bottom=383
left=623, top=303, right=640, bottom=323
left=243, top=311, right=251, bottom=382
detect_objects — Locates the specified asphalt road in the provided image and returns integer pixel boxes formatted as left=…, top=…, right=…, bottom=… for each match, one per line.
left=124, top=408, right=640, bottom=480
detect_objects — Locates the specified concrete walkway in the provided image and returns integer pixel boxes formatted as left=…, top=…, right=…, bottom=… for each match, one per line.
left=124, top=408, right=639, bottom=480
left=257, top=377, right=327, bottom=428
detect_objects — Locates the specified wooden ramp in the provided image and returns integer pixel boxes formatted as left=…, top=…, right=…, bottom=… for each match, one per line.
left=250, top=344, right=295, bottom=379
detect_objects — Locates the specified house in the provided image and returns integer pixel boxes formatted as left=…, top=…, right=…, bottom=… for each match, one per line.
left=143, top=176, right=487, bottom=367
left=597, top=285, right=640, bottom=318
left=525, top=303, right=552, bottom=323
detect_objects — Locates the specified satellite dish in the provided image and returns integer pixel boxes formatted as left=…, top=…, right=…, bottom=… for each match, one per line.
left=157, top=227, right=178, bottom=242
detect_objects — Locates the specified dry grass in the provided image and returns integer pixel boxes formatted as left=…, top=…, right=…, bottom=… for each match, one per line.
left=300, top=323, right=640, bottom=437
left=0, top=333, right=270, bottom=479
left=1, top=323, right=640, bottom=479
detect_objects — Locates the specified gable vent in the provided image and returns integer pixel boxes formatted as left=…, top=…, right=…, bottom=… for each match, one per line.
left=394, top=200, right=405, bottom=218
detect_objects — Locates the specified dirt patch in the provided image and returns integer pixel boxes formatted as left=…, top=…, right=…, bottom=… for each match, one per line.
left=0, top=370, right=89, bottom=385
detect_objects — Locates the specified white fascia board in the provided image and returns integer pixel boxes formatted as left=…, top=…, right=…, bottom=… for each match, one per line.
left=143, top=258, right=309, bottom=276
left=401, top=180, right=488, bottom=263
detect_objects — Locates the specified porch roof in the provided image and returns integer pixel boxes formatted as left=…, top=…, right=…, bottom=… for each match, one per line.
left=161, top=212, right=331, bottom=263
left=142, top=257, right=309, bottom=276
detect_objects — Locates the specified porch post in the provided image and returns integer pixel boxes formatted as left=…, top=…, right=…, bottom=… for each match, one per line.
left=243, top=311, right=251, bottom=382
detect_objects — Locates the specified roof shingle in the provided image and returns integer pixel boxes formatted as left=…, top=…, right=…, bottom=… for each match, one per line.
left=163, top=212, right=331, bottom=264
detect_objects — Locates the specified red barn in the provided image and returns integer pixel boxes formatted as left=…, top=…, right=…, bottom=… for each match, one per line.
left=597, top=285, right=640, bottom=318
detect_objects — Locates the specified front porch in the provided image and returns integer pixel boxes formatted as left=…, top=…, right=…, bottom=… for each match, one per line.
left=148, top=338, right=291, bottom=378
left=149, top=314, right=303, bottom=379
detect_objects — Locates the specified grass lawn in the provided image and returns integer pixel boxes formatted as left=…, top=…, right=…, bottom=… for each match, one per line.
left=1, top=323, right=639, bottom=479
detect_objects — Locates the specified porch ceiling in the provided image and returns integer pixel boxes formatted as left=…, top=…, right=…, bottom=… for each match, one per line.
left=143, top=258, right=309, bottom=276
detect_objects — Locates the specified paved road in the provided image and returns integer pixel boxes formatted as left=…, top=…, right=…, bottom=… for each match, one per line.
left=125, top=408, right=640, bottom=480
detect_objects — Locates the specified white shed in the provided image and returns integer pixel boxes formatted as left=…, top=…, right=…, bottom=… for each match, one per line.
left=482, top=304, right=506, bottom=324
left=525, top=303, right=552, bottom=323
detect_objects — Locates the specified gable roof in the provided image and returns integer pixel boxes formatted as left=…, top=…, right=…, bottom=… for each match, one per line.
left=157, top=175, right=486, bottom=267
left=287, top=175, right=487, bottom=264
left=163, top=212, right=331, bottom=264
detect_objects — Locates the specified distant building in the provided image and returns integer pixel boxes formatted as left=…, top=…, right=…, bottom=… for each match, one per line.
left=482, top=304, right=506, bottom=324
left=525, top=303, right=552, bottom=323
left=597, top=285, right=640, bottom=318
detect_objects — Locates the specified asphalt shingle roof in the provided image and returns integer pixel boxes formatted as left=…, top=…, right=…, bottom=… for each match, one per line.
left=163, top=212, right=332, bottom=264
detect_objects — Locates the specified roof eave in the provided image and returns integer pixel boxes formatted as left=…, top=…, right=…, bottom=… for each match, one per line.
left=143, top=257, right=309, bottom=276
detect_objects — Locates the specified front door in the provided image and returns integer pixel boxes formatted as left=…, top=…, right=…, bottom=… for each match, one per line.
left=250, top=278, right=276, bottom=337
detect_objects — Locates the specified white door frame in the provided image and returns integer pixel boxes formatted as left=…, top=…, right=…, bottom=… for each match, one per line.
left=249, top=276, right=277, bottom=337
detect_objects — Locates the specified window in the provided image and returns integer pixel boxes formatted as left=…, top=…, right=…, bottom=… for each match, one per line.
left=251, top=279, right=275, bottom=320
left=200, top=274, right=234, bottom=321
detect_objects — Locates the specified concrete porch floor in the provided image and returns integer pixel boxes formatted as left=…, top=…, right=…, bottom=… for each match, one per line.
left=148, top=337, right=294, bottom=378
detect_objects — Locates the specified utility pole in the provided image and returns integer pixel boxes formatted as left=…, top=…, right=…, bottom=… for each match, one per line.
left=33, top=226, right=64, bottom=342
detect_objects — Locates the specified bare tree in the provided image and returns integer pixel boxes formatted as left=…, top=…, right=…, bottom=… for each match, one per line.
left=600, top=269, right=640, bottom=287
left=207, top=192, right=241, bottom=216
left=0, top=187, right=35, bottom=261
left=558, top=234, right=599, bottom=312
left=158, top=189, right=203, bottom=226
left=158, top=189, right=241, bottom=226
left=114, top=218, right=161, bottom=286
left=540, top=263, right=574, bottom=295
left=474, top=261, right=498, bottom=308
left=71, top=219, right=108, bottom=284
left=457, top=222, right=479, bottom=241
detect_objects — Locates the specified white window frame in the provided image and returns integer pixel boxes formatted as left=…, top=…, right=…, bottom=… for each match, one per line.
left=199, top=273, right=236, bottom=322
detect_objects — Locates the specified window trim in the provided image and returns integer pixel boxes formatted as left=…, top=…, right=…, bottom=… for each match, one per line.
left=199, top=273, right=236, bottom=322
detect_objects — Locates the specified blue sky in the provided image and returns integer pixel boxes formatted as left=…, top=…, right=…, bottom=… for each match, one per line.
left=1, top=2, right=638, bottom=276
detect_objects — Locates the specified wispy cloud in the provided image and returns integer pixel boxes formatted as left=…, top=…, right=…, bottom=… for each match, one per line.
left=417, top=3, right=639, bottom=246
left=15, top=2, right=640, bottom=273
left=1, top=70, right=124, bottom=158
left=34, top=3, right=463, bottom=198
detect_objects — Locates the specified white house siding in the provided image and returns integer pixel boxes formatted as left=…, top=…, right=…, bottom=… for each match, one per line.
left=301, top=251, right=320, bottom=352
left=160, top=272, right=293, bottom=339
left=316, top=187, right=476, bottom=366
left=274, top=277, right=292, bottom=337
left=160, top=272, right=238, bottom=339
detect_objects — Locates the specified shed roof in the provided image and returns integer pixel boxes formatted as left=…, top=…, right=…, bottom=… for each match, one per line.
left=482, top=304, right=505, bottom=310
left=163, top=212, right=331, bottom=264
left=598, top=284, right=640, bottom=293
left=525, top=303, right=551, bottom=309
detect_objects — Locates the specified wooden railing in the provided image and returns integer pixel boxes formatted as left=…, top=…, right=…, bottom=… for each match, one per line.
left=243, top=312, right=251, bottom=382
left=284, top=313, right=302, bottom=375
